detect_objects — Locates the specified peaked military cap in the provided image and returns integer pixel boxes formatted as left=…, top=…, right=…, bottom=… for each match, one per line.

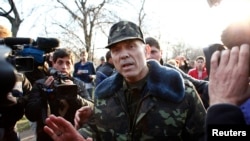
left=105, top=21, right=145, bottom=49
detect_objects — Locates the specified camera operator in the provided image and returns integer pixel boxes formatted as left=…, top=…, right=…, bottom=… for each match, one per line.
left=0, top=24, right=32, bottom=141
left=24, top=47, right=94, bottom=141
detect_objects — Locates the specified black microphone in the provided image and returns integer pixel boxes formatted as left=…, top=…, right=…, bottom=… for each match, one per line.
left=2, top=37, right=34, bottom=46
left=36, top=37, right=60, bottom=53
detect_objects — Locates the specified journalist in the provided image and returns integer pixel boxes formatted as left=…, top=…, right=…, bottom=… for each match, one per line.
left=24, top=48, right=93, bottom=141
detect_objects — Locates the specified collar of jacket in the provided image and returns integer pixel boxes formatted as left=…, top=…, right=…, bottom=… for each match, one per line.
left=95, top=60, right=185, bottom=102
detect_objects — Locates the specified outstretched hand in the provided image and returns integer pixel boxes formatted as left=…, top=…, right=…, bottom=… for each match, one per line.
left=209, top=44, right=250, bottom=106
left=74, top=106, right=93, bottom=129
left=44, top=114, right=92, bottom=141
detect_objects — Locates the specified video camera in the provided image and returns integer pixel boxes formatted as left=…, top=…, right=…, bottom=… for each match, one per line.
left=40, top=68, right=78, bottom=124
left=0, top=37, right=60, bottom=72
left=48, top=68, right=77, bottom=100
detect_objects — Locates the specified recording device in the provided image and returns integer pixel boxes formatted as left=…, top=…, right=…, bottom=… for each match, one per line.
left=49, top=68, right=77, bottom=99
left=0, top=37, right=60, bottom=72
left=40, top=68, right=78, bottom=124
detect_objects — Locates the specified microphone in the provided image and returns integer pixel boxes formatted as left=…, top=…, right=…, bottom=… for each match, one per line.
left=36, top=37, right=60, bottom=53
left=0, top=37, right=60, bottom=53
left=1, top=37, right=34, bottom=46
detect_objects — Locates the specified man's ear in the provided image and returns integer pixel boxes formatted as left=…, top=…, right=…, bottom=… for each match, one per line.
left=145, top=44, right=151, bottom=59
left=52, top=61, right=56, bottom=67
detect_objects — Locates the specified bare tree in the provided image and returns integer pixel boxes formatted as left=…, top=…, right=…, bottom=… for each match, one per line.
left=55, top=0, right=109, bottom=58
left=170, top=42, right=187, bottom=58
left=0, top=0, right=22, bottom=37
left=121, top=0, right=147, bottom=29
left=167, top=40, right=202, bottom=59
left=0, top=0, right=43, bottom=37
left=138, top=0, right=146, bottom=27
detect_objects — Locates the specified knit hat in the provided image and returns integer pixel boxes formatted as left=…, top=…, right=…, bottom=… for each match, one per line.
left=105, top=21, right=144, bottom=49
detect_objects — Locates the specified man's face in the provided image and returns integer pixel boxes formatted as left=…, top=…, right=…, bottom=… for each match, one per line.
left=196, top=59, right=205, bottom=70
left=110, top=39, right=149, bottom=82
left=81, top=51, right=88, bottom=62
left=148, top=46, right=162, bottom=62
left=52, top=57, right=73, bottom=76
left=175, top=56, right=185, bottom=65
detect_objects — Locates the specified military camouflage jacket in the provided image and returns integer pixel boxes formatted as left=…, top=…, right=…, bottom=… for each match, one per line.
left=80, top=60, right=206, bottom=141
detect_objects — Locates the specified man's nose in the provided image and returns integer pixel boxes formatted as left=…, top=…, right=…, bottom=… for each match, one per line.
left=120, top=49, right=130, bottom=59
left=61, top=63, right=68, bottom=68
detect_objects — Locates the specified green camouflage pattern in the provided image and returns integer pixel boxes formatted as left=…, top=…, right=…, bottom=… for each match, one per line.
left=79, top=80, right=206, bottom=141
left=105, top=21, right=145, bottom=49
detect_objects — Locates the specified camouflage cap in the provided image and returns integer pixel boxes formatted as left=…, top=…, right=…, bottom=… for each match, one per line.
left=105, top=21, right=145, bottom=49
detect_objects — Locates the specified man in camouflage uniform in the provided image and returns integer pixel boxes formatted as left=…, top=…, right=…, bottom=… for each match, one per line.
left=44, top=21, right=206, bottom=141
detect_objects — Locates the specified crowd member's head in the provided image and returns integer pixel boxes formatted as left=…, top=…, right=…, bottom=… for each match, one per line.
left=195, top=56, right=206, bottom=71
left=105, top=21, right=150, bottom=82
left=145, top=37, right=163, bottom=65
left=167, top=59, right=178, bottom=67
left=174, top=55, right=192, bottom=73
left=0, top=25, right=12, bottom=38
left=100, top=56, right=105, bottom=63
left=105, top=50, right=113, bottom=64
left=80, top=49, right=88, bottom=62
left=175, top=56, right=186, bottom=66
left=52, top=48, right=75, bottom=76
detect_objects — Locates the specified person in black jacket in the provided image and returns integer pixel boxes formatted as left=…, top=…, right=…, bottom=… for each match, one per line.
left=0, top=60, right=32, bottom=141
left=0, top=24, right=32, bottom=141
left=95, top=50, right=115, bottom=86
left=25, top=48, right=94, bottom=141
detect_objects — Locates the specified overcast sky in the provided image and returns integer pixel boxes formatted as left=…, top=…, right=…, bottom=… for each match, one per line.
left=1, top=0, right=250, bottom=58
left=0, top=0, right=219, bottom=45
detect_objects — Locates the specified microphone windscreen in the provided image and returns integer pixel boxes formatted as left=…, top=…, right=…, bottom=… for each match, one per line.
left=4, top=37, right=34, bottom=46
left=36, top=37, right=60, bottom=52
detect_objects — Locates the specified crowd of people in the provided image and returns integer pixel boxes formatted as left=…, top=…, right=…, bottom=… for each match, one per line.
left=1, top=9, right=250, bottom=141
left=43, top=20, right=250, bottom=141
